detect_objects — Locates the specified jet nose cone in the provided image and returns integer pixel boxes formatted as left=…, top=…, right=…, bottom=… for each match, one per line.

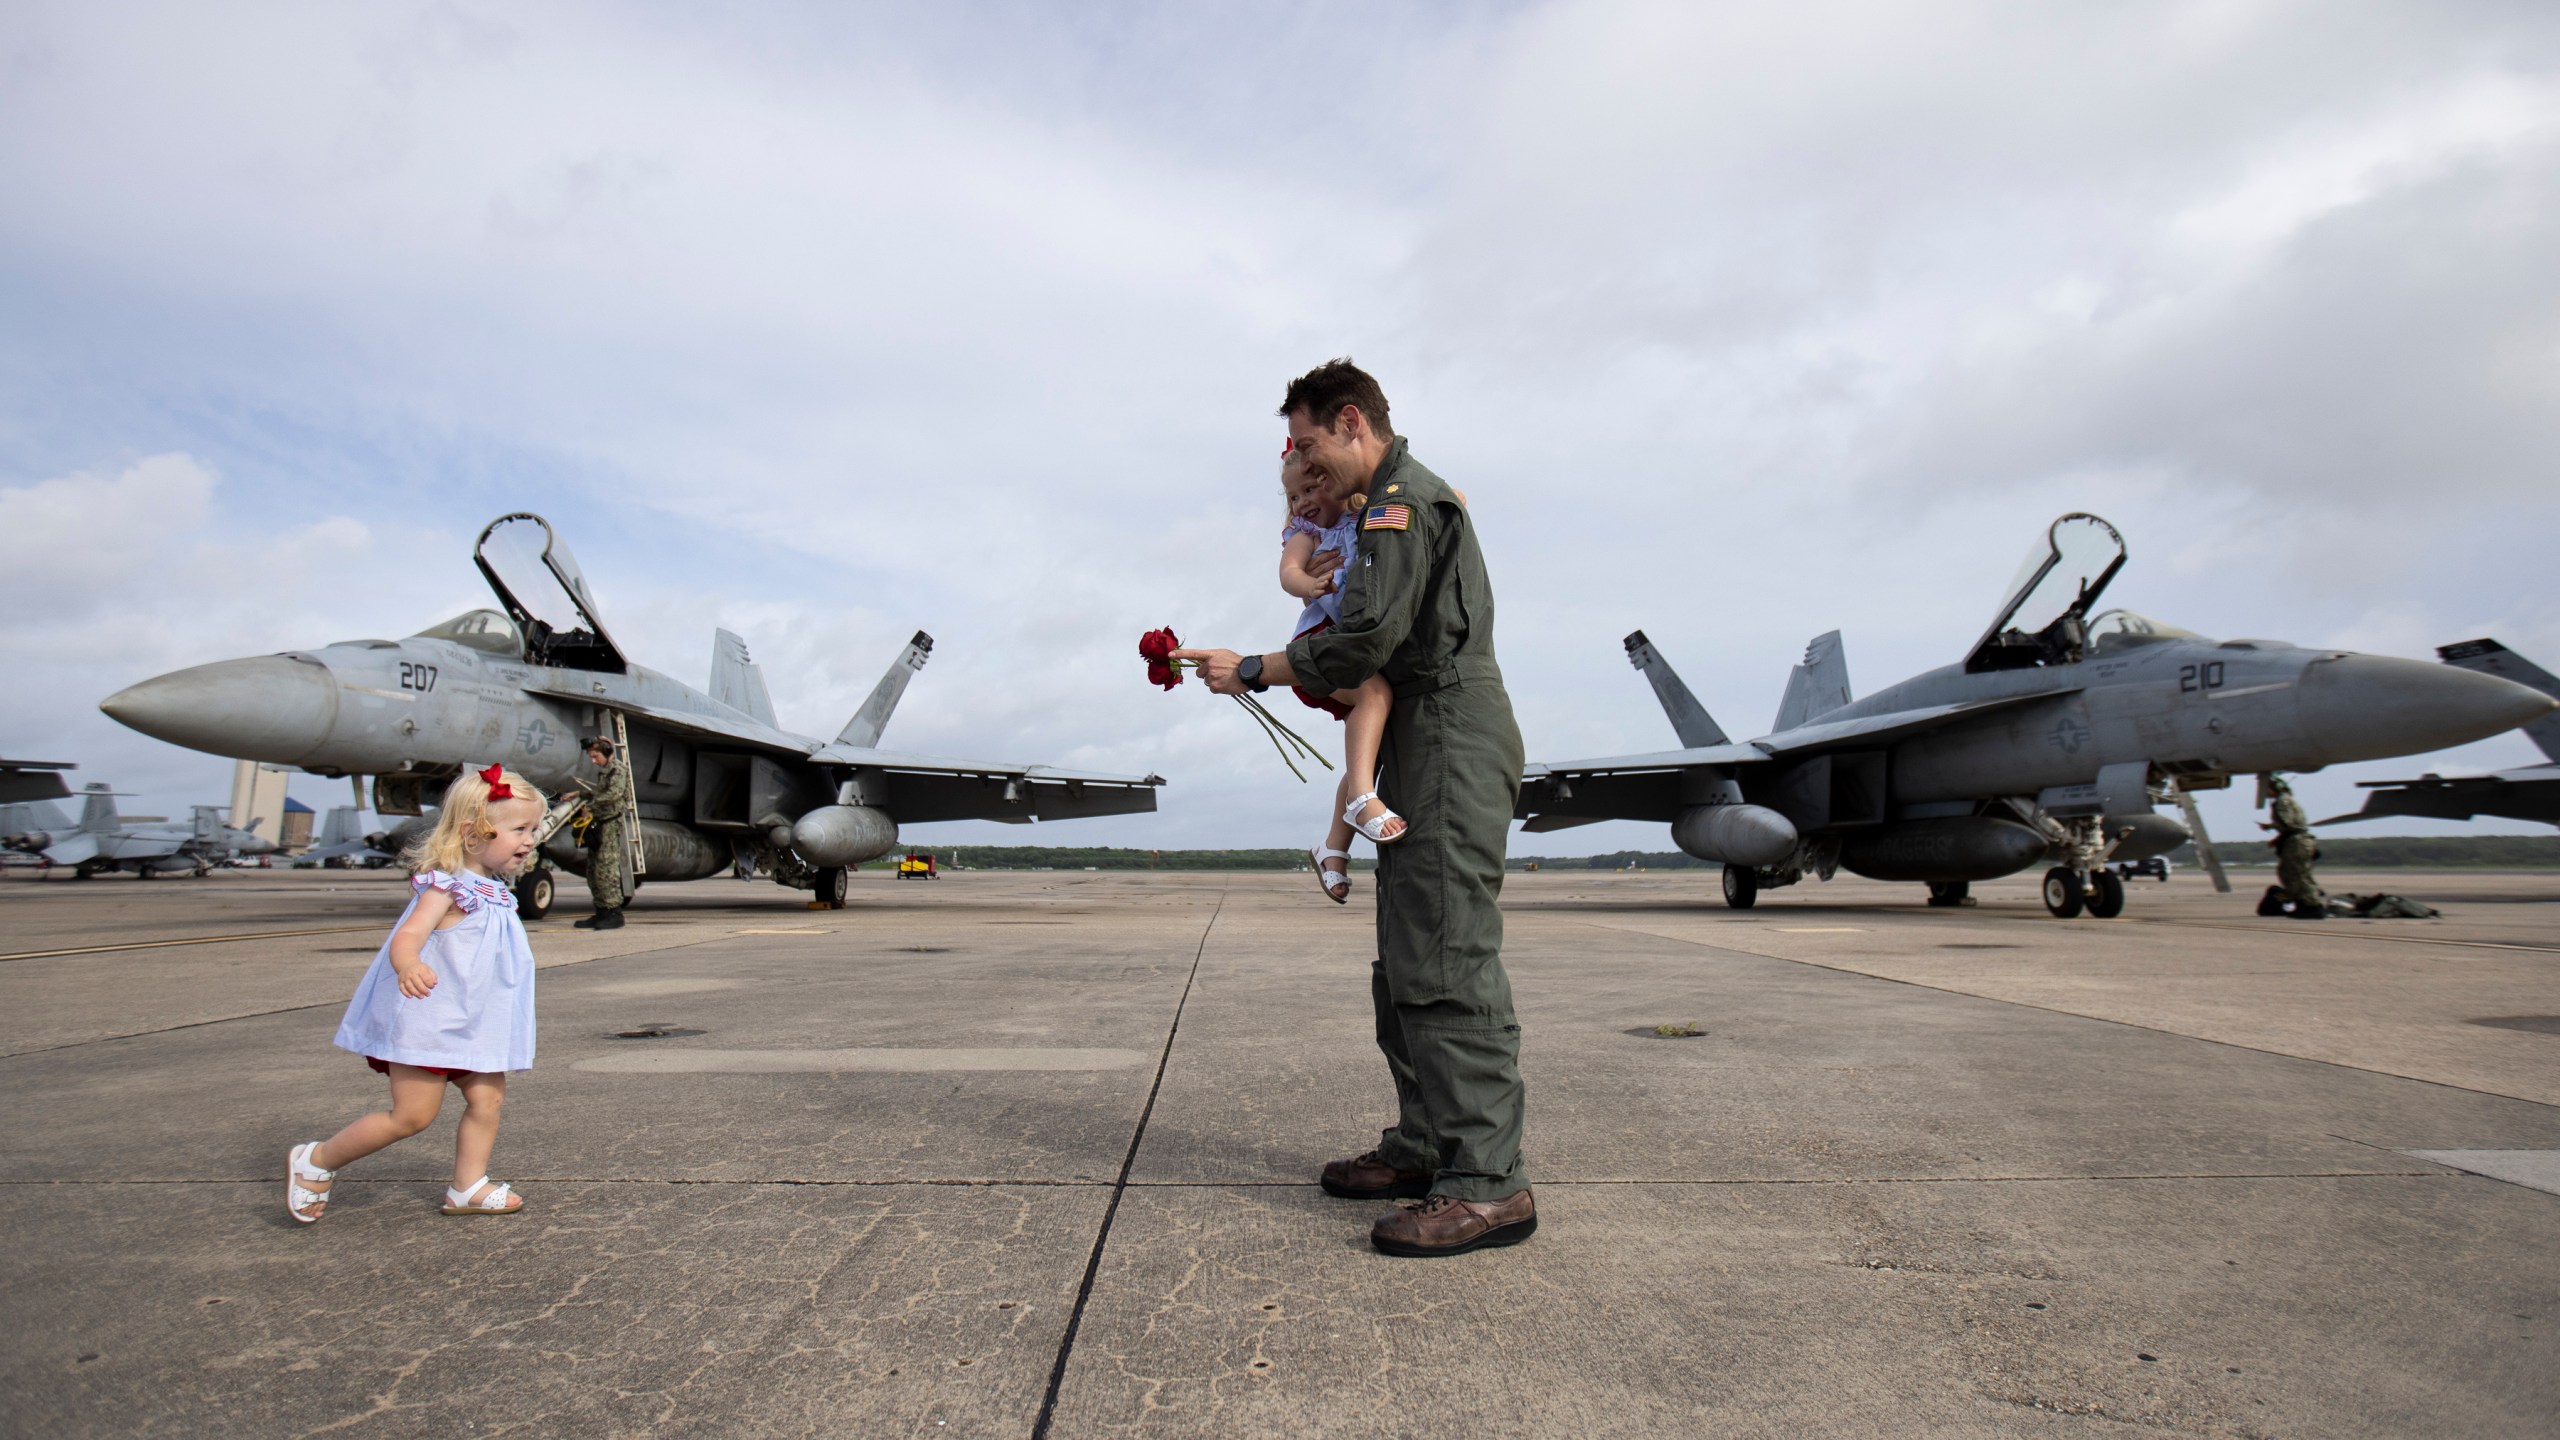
left=2299, top=653, right=2558, bottom=764
left=100, top=655, right=341, bottom=764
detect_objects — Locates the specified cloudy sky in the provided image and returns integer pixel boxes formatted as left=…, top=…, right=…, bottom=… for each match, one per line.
left=4, top=0, right=2555, bottom=860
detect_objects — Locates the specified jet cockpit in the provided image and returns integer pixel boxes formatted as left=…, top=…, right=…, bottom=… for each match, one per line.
left=474, top=513, right=628, bottom=673
left=411, top=609, right=525, bottom=656
left=1963, top=512, right=2127, bottom=672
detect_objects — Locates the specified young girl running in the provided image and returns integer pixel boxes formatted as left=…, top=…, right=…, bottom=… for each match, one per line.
left=1281, top=445, right=1407, bottom=902
left=286, top=764, right=545, bottom=1222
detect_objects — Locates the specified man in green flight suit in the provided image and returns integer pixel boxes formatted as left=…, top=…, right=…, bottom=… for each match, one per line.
left=1175, top=359, right=1534, bottom=1258
left=2259, top=773, right=2327, bottom=919
left=573, top=735, right=633, bottom=931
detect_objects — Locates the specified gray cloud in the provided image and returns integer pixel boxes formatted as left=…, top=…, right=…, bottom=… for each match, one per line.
left=2, top=0, right=2554, bottom=854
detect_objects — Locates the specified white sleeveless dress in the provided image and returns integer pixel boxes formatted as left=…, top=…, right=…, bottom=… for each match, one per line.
left=332, top=869, right=537, bottom=1074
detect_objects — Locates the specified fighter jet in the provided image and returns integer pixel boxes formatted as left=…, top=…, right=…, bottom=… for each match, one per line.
left=1516, top=514, right=2558, bottom=918
left=7, top=783, right=281, bottom=878
left=2321, top=639, right=2560, bottom=831
left=291, top=804, right=400, bottom=869
left=101, top=513, right=1162, bottom=914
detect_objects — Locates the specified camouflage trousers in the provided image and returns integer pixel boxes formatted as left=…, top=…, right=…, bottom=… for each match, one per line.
left=2276, top=837, right=2324, bottom=908
left=586, top=822, right=631, bottom=911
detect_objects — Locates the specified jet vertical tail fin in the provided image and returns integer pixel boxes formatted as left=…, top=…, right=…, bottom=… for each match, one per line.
left=1623, top=631, right=1729, bottom=747
left=709, top=629, right=781, bottom=726
left=2440, top=639, right=2560, bottom=761
left=836, top=632, right=934, bottom=749
left=1773, top=630, right=1853, bottom=732
left=78, top=784, right=119, bottom=834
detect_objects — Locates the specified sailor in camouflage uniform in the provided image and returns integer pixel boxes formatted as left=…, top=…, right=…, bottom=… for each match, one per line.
left=1177, top=360, right=1535, bottom=1258
left=574, top=736, right=633, bottom=931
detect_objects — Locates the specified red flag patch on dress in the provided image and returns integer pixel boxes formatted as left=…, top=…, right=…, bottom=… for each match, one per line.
left=1361, top=504, right=1412, bottom=532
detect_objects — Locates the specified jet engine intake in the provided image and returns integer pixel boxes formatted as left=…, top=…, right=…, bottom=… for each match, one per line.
left=1838, top=817, right=2050, bottom=882
left=791, top=804, right=899, bottom=868
left=1670, top=804, right=1798, bottom=867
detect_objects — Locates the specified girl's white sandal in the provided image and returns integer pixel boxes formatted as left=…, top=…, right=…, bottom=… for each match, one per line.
left=286, top=1141, right=335, bottom=1224
left=1343, top=791, right=1407, bottom=845
left=442, top=1176, right=525, bottom=1216
left=1309, top=845, right=1352, bottom=904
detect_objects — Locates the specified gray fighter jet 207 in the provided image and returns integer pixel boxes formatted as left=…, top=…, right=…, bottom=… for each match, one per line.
left=1516, top=514, right=2557, bottom=918
left=5, top=783, right=280, bottom=878
left=102, top=513, right=1162, bottom=914
left=2323, top=639, right=2560, bottom=831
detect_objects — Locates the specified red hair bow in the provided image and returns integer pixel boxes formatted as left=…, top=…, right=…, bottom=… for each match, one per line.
left=478, top=763, right=514, bottom=800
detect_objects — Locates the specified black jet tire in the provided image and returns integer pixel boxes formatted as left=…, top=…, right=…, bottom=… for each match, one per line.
left=1721, top=864, right=1759, bottom=910
left=515, top=868, right=555, bottom=919
left=816, top=867, right=849, bottom=909
left=2086, top=869, right=2127, bottom=919
left=1927, top=880, right=1971, bottom=908
left=2042, top=866, right=2086, bottom=919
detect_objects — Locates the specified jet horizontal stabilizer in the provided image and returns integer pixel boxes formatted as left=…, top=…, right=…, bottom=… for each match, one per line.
left=2440, top=638, right=2560, bottom=762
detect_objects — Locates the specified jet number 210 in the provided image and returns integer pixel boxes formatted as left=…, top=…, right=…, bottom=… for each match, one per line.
left=399, top=662, right=439, bottom=693
left=2178, top=661, right=2225, bottom=693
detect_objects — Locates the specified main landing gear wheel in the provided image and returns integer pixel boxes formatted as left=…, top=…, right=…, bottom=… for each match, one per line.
left=1925, top=881, right=1973, bottom=908
left=2041, top=867, right=2086, bottom=919
left=814, top=866, right=849, bottom=910
left=2085, top=869, right=2126, bottom=919
left=1721, top=864, right=1759, bottom=910
left=514, top=868, right=555, bottom=919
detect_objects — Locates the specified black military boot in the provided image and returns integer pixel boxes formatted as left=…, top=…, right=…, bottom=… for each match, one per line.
left=591, top=906, right=626, bottom=931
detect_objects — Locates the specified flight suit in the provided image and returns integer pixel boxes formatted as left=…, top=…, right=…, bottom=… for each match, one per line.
left=1287, top=438, right=1528, bottom=1203
left=584, top=755, right=634, bottom=913
left=2268, top=784, right=2325, bottom=913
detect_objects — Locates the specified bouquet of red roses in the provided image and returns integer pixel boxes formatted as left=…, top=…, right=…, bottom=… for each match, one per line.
left=1137, top=626, right=1332, bottom=781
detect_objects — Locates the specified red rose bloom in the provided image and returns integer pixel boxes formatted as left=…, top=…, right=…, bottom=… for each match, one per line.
left=1137, top=627, right=1179, bottom=663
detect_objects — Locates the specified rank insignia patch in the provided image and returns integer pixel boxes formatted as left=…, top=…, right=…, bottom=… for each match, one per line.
left=1362, top=504, right=1412, bottom=532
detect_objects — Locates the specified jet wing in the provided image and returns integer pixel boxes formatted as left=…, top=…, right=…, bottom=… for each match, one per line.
left=1759, top=690, right=2079, bottom=755
left=1518, top=743, right=1771, bottom=824
left=2322, top=765, right=2560, bottom=827
left=516, top=675, right=817, bottom=757
left=809, top=745, right=1164, bottom=824
left=39, top=832, right=99, bottom=867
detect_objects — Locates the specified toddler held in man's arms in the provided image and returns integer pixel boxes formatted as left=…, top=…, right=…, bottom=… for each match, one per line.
left=285, top=764, right=545, bottom=1223
left=1281, top=444, right=1407, bottom=902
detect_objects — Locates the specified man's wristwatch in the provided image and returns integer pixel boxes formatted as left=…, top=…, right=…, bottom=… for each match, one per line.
left=1237, top=654, right=1270, bottom=693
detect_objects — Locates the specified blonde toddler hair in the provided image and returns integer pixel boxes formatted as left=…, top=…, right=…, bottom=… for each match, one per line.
left=404, top=765, right=547, bottom=876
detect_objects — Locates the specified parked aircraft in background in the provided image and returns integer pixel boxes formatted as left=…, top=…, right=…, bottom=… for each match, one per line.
left=1517, top=514, right=2557, bottom=918
left=2323, top=639, right=2560, bottom=832
left=5, top=783, right=279, bottom=878
left=101, top=514, right=1162, bottom=914
left=292, top=804, right=401, bottom=869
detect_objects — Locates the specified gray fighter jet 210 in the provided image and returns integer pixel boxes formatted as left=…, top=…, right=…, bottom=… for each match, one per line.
left=101, top=514, right=1162, bottom=914
left=2323, top=639, right=2560, bottom=831
left=1517, top=514, right=2557, bottom=918
left=5, top=783, right=280, bottom=878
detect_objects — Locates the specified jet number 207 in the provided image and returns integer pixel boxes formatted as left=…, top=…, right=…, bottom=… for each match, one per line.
left=2178, top=661, right=2225, bottom=693
left=399, top=662, right=439, bottom=693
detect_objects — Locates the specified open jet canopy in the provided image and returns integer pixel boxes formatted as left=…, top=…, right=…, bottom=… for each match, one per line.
left=474, top=514, right=628, bottom=673
left=1963, top=512, right=2126, bottom=673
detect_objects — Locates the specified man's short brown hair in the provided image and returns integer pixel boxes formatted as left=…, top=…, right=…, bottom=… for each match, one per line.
left=1279, top=359, right=1393, bottom=439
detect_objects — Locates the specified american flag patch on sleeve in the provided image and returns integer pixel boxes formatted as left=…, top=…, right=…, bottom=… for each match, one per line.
left=1362, top=504, right=1412, bottom=532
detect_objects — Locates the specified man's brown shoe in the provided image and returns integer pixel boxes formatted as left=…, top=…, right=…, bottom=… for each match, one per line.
left=1370, top=1189, right=1536, bottom=1257
left=1320, top=1150, right=1431, bottom=1200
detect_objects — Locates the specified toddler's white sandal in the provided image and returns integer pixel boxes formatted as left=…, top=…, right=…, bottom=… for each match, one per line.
left=286, top=1141, right=334, bottom=1224
left=442, top=1176, right=525, bottom=1216
left=1309, top=845, right=1352, bottom=904
left=1343, top=791, right=1407, bottom=845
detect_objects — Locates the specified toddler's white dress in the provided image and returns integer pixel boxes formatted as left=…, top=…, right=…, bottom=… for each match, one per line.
left=333, top=869, right=537, bottom=1074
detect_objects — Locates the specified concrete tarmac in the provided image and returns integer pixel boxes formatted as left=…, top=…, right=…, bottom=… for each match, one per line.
left=1, top=863, right=2555, bottom=1436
